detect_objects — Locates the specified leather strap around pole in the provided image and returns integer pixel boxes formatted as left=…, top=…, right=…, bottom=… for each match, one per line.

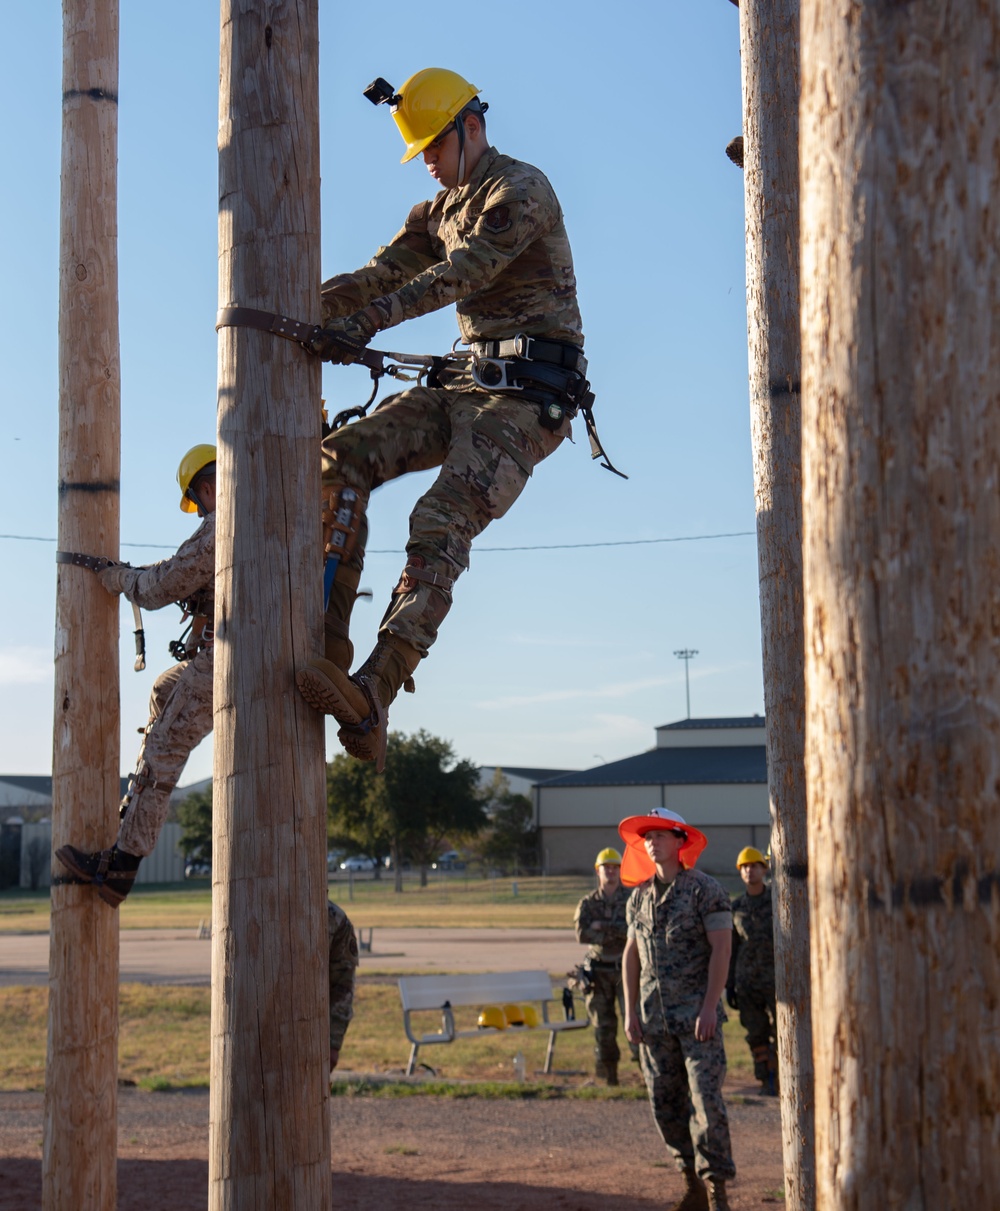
left=216, top=305, right=389, bottom=374
left=216, top=306, right=321, bottom=347
left=56, top=550, right=111, bottom=572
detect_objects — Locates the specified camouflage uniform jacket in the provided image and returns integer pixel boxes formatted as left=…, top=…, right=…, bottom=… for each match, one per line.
left=320, top=146, right=583, bottom=347
left=328, top=900, right=359, bottom=1052
left=626, top=869, right=733, bottom=1035
left=729, top=885, right=774, bottom=991
left=114, top=512, right=216, bottom=618
left=574, top=885, right=631, bottom=964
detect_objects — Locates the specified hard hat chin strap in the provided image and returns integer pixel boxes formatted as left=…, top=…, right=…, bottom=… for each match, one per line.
left=454, top=114, right=468, bottom=186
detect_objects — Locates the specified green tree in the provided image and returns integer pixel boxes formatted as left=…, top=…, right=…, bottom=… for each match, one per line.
left=475, top=771, right=539, bottom=874
left=177, top=787, right=213, bottom=865
left=327, top=730, right=486, bottom=891
left=326, top=757, right=388, bottom=880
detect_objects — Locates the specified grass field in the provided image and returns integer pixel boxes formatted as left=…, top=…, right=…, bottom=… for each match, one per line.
left=0, top=878, right=756, bottom=1094
left=0, top=978, right=754, bottom=1093
left=0, top=873, right=598, bottom=932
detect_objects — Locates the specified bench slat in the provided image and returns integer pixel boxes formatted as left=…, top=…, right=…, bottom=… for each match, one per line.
left=398, top=969, right=555, bottom=1011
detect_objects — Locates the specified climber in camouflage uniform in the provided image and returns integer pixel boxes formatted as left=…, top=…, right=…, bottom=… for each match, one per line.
left=57, top=445, right=219, bottom=906
left=620, top=809, right=736, bottom=1211
left=328, top=898, right=360, bottom=1071
left=727, top=846, right=777, bottom=1094
left=296, top=68, right=587, bottom=772
left=573, top=847, right=640, bottom=1085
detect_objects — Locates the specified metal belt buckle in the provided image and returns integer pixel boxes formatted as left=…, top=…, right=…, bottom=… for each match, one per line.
left=512, top=333, right=534, bottom=360
left=471, top=357, right=523, bottom=392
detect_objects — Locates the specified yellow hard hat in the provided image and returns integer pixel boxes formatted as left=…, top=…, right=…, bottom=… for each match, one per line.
left=177, top=444, right=217, bottom=513
left=503, top=1003, right=525, bottom=1027
left=736, top=846, right=768, bottom=869
left=519, top=1003, right=540, bottom=1028
left=390, top=68, right=481, bottom=163
left=595, top=847, right=622, bottom=868
left=477, top=1005, right=506, bottom=1031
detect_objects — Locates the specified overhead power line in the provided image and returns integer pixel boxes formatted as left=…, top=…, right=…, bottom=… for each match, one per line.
left=1, top=529, right=756, bottom=555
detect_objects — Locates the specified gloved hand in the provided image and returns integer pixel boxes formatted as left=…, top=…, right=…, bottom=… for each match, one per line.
left=97, top=562, right=136, bottom=596
left=310, top=306, right=382, bottom=364
left=725, top=983, right=738, bottom=1010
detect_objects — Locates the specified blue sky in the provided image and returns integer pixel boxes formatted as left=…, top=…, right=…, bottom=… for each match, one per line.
left=0, top=1, right=762, bottom=786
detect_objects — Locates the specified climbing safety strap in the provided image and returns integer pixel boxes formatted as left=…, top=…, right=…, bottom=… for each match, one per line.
left=55, top=550, right=146, bottom=671
left=216, top=307, right=627, bottom=477
left=216, top=306, right=446, bottom=430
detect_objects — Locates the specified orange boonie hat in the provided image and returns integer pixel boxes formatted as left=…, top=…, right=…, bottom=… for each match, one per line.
left=617, top=808, right=709, bottom=886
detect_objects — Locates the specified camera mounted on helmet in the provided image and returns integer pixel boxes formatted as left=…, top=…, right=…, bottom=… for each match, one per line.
left=363, top=77, right=402, bottom=108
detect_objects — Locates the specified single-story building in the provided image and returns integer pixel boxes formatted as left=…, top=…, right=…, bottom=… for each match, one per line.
left=534, top=716, right=771, bottom=876
left=477, top=766, right=578, bottom=800
left=1, top=774, right=187, bottom=889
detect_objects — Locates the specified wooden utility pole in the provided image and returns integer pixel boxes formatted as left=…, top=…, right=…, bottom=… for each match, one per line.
left=735, top=1, right=815, bottom=1207
left=801, top=3, right=1000, bottom=1207
left=45, top=2, right=121, bottom=1208
left=211, top=3, right=328, bottom=1207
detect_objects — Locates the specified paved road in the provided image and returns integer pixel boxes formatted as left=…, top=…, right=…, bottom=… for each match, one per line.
left=0, top=927, right=584, bottom=986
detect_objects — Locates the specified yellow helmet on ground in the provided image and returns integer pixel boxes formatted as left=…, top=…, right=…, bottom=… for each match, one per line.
left=381, top=68, right=482, bottom=163
left=595, top=847, right=622, bottom=868
left=503, top=1003, right=525, bottom=1027
left=177, top=444, right=217, bottom=513
left=477, top=1005, right=506, bottom=1030
left=736, top=846, right=768, bottom=868
left=519, top=1004, right=540, bottom=1028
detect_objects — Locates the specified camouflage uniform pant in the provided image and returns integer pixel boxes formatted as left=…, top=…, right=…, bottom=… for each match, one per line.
left=738, top=977, right=777, bottom=1079
left=321, top=386, right=566, bottom=656
left=585, top=964, right=640, bottom=1073
left=640, top=1027, right=736, bottom=1181
left=117, top=648, right=214, bottom=857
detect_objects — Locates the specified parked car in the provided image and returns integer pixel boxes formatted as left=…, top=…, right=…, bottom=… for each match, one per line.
left=432, top=850, right=465, bottom=871
left=339, top=855, right=376, bottom=872
left=185, top=860, right=210, bottom=879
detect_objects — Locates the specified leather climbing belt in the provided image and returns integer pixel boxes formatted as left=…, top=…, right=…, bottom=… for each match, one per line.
left=55, top=550, right=146, bottom=671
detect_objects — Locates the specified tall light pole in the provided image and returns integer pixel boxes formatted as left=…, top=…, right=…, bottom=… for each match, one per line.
left=674, top=648, right=698, bottom=719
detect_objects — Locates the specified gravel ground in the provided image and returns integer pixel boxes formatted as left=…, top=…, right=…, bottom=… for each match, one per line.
left=0, top=1076, right=785, bottom=1209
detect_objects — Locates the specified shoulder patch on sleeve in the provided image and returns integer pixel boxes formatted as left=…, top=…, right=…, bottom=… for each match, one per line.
left=482, top=203, right=513, bottom=234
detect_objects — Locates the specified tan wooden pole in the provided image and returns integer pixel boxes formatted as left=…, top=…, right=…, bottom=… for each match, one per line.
left=801, top=2, right=1000, bottom=1206
left=735, top=1, right=815, bottom=1206
left=211, top=2, right=329, bottom=1207
left=44, top=1, right=121, bottom=1208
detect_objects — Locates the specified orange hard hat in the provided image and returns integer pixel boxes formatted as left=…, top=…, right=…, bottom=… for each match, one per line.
left=617, top=807, right=708, bottom=886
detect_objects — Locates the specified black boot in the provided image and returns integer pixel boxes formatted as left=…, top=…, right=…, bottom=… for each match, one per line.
left=667, top=1169, right=709, bottom=1211
left=56, top=844, right=141, bottom=908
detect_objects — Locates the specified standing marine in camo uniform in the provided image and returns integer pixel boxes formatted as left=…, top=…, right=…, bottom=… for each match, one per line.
left=726, top=846, right=777, bottom=1095
left=328, top=899, right=360, bottom=1073
left=620, top=808, right=736, bottom=1211
left=56, top=445, right=219, bottom=906
left=573, top=847, right=640, bottom=1085
left=296, top=68, right=588, bottom=771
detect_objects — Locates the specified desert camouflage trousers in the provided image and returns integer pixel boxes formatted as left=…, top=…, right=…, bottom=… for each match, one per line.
left=117, top=649, right=214, bottom=857
left=321, top=385, right=566, bottom=656
left=585, top=964, right=640, bottom=1073
left=640, top=1026, right=736, bottom=1181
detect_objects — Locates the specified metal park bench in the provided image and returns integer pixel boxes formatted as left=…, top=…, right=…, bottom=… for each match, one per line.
left=397, top=969, right=587, bottom=1076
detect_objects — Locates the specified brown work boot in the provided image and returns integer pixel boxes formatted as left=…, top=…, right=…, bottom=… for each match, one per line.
left=296, top=633, right=421, bottom=773
left=55, top=844, right=142, bottom=908
left=666, top=1169, right=709, bottom=1211
left=707, top=1178, right=731, bottom=1211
